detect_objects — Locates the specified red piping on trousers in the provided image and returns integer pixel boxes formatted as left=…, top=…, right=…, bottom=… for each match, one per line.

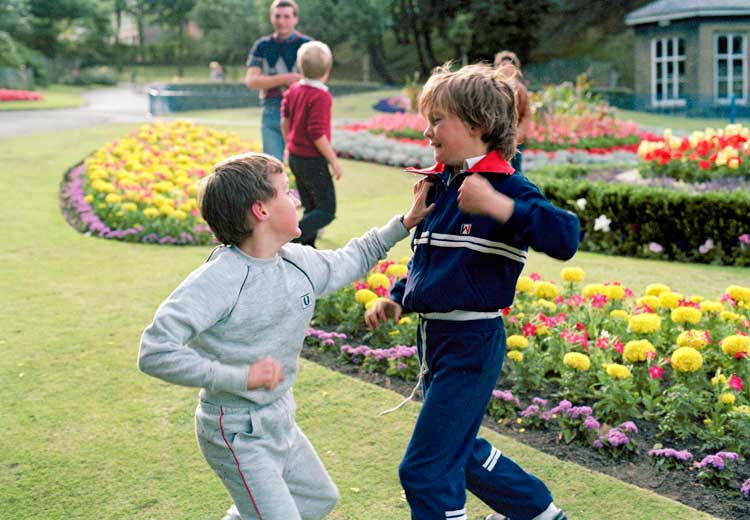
left=219, top=406, right=263, bottom=519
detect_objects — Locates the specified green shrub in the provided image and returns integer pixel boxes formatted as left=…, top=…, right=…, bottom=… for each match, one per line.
left=530, top=169, right=750, bottom=266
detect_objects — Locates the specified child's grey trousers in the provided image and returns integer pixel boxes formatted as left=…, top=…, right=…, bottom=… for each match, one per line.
left=195, top=391, right=339, bottom=519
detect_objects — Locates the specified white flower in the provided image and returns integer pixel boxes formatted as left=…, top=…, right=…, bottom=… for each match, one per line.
left=575, top=198, right=587, bottom=210
left=594, top=214, right=611, bottom=232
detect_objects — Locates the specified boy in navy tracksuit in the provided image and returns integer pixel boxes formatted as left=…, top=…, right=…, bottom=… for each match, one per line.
left=365, top=63, right=579, bottom=520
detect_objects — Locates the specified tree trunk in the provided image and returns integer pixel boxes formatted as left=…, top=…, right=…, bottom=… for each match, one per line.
left=422, top=28, right=438, bottom=69
left=368, top=38, right=395, bottom=84
left=135, top=1, right=146, bottom=61
left=177, top=20, right=184, bottom=78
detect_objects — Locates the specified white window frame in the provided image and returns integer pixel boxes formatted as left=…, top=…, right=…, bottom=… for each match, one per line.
left=714, top=33, right=747, bottom=105
left=651, top=37, right=687, bottom=107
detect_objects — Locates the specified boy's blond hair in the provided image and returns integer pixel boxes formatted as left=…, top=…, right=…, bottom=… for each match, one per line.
left=418, top=63, right=517, bottom=160
left=297, top=41, right=332, bottom=80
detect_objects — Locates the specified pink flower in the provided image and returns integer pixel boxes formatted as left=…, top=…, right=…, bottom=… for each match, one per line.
left=740, top=234, right=750, bottom=245
left=522, top=322, right=537, bottom=337
left=648, top=242, right=663, bottom=253
left=728, top=374, right=744, bottom=391
left=648, top=365, right=664, bottom=380
left=530, top=272, right=542, bottom=281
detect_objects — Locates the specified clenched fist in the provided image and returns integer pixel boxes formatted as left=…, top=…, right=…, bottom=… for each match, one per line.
left=246, top=356, right=285, bottom=390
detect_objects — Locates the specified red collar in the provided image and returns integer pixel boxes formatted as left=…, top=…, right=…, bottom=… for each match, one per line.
left=405, top=150, right=515, bottom=176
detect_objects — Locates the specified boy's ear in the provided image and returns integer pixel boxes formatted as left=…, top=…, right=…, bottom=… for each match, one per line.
left=250, top=201, right=269, bottom=221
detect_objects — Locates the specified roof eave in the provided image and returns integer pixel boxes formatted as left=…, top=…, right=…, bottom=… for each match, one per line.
left=626, top=9, right=750, bottom=26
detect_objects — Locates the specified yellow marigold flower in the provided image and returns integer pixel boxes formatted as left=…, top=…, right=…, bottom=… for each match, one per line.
left=105, top=193, right=122, bottom=204
left=721, top=311, right=741, bottom=322
left=187, top=184, right=198, bottom=196
left=700, top=300, right=723, bottom=313
left=671, top=347, right=703, bottom=373
left=507, top=335, right=529, bottom=350
left=399, top=256, right=411, bottom=265
left=719, top=393, right=737, bottom=405
left=535, top=299, right=557, bottom=313
left=84, top=194, right=94, bottom=203
left=355, top=289, right=378, bottom=305
left=610, top=309, right=629, bottom=321
left=645, top=283, right=670, bottom=296
left=143, top=207, right=160, bottom=218
left=605, top=363, right=632, bottom=379
left=367, top=273, right=391, bottom=290
left=386, top=263, right=408, bottom=278
left=671, top=306, right=702, bottom=324
left=628, top=313, right=661, bottom=334
left=122, top=202, right=138, bottom=212
left=171, top=209, right=187, bottom=220
left=365, top=297, right=386, bottom=311
left=677, top=330, right=708, bottom=350
left=582, top=284, right=606, bottom=297
left=159, top=204, right=175, bottom=216
left=398, top=317, right=412, bottom=325
left=659, top=291, right=682, bottom=309
left=507, top=350, right=524, bottom=362
left=637, top=295, right=660, bottom=309
left=726, top=285, right=750, bottom=303
left=721, top=335, right=750, bottom=356
left=536, top=325, right=551, bottom=336
left=690, top=295, right=704, bottom=303
left=516, top=276, right=534, bottom=293
left=389, top=330, right=400, bottom=336
left=563, top=352, right=591, bottom=371
left=733, top=405, right=750, bottom=414
left=560, top=267, right=585, bottom=283
left=534, top=281, right=558, bottom=299
left=711, top=374, right=727, bottom=386
left=623, top=339, right=656, bottom=363
left=606, top=285, right=625, bottom=300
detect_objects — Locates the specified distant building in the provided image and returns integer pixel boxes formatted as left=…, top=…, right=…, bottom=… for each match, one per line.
left=626, top=0, right=750, bottom=116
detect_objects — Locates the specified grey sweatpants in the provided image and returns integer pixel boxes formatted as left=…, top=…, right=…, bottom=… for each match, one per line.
left=196, top=391, right=339, bottom=519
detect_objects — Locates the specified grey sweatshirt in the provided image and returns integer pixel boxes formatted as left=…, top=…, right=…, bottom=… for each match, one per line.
left=138, top=215, right=408, bottom=406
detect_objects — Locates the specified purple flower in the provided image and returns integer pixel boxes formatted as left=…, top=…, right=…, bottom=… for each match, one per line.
left=607, top=428, right=630, bottom=447
left=550, top=400, right=572, bottom=414
left=593, top=439, right=603, bottom=448
left=569, top=406, right=592, bottom=418
left=532, top=397, right=548, bottom=408
left=583, top=415, right=600, bottom=430
left=520, top=405, right=541, bottom=417
left=647, top=447, right=692, bottom=462
left=698, top=239, right=714, bottom=255
left=740, top=234, right=750, bottom=246
left=697, top=455, right=725, bottom=470
left=741, top=478, right=750, bottom=498
left=649, top=242, right=663, bottom=254
left=492, top=390, right=521, bottom=407
left=716, top=451, right=739, bottom=462
left=618, top=421, right=638, bottom=434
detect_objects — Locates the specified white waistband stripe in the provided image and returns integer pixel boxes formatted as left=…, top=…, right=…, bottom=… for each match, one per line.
left=421, top=310, right=501, bottom=321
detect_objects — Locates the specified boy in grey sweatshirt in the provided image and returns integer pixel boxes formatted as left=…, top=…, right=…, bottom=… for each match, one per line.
left=138, top=152, right=433, bottom=520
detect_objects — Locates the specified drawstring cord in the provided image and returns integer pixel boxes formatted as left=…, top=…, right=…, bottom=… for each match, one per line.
left=380, top=319, right=428, bottom=415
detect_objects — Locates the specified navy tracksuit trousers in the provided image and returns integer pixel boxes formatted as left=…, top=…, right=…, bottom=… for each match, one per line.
left=399, top=317, right=553, bottom=520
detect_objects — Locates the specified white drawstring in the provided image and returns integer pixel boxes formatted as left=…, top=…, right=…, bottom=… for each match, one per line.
left=380, top=319, right=429, bottom=415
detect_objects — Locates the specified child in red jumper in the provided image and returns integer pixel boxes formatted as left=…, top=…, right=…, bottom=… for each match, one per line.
left=281, top=40, right=341, bottom=248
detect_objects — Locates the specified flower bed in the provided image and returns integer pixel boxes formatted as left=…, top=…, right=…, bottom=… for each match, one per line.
left=0, top=88, right=43, bottom=102
left=59, top=121, right=259, bottom=244
left=306, top=259, right=750, bottom=498
left=638, top=125, right=750, bottom=182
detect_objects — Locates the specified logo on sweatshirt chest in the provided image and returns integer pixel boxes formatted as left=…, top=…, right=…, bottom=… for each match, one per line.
left=460, top=223, right=472, bottom=235
left=301, top=292, right=312, bottom=309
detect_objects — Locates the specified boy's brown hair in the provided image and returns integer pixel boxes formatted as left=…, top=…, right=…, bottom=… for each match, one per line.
left=297, top=41, right=332, bottom=80
left=418, top=63, right=517, bottom=160
left=270, top=0, right=298, bottom=15
left=494, top=50, right=521, bottom=69
left=197, top=153, right=284, bottom=246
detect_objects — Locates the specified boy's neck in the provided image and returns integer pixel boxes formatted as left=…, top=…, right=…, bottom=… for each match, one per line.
left=237, top=233, right=283, bottom=259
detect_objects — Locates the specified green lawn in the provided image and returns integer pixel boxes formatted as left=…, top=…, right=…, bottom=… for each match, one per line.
left=615, top=108, right=741, bottom=133
left=0, top=84, right=88, bottom=110
left=2, top=106, right=744, bottom=518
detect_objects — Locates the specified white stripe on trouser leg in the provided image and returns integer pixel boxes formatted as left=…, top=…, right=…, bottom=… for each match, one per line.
left=446, top=508, right=467, bottom=520
left=482, top=446, right=501, bottom=472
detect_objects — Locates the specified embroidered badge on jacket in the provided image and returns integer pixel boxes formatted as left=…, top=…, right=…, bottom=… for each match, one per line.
left=460, top=223, right=472, bottom=235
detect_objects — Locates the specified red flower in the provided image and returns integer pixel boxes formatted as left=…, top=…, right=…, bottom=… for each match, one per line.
left=374, top=286, right=389, bottom=297
left=648, top=365, right=664, bottom=380
left=529, top=272, right=542, bottom=281
left=522, top=322, right=537, bottom=337
left=613, top=339, right=624, bottom=354
left=596, top=337, right=609, bottom=349
left=698, top=160, right=712, bottom=170
left=501, top=307, right=512, bottom=316
left=728, top=374, right=743, bottom=391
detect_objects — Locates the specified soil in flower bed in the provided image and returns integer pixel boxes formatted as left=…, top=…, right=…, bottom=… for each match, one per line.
left=301, top=346, right=750, bottom=520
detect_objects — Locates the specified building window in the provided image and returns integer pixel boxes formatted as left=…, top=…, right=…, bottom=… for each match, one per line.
left=651, top=37, right=686, bottom=107
left=715, top=33, right=747, bottom=105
